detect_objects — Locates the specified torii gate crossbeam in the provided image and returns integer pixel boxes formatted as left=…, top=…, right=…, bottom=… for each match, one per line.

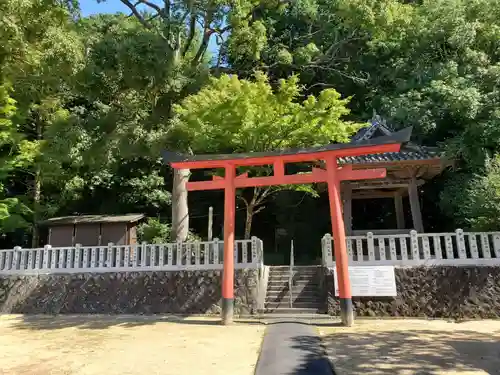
left=163, top=128, right=412, bottom=326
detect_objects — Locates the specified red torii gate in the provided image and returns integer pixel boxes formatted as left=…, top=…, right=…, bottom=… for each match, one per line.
left=164, top=128, right=411, bottom=326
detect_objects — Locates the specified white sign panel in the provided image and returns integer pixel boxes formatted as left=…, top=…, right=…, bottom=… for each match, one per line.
left=333, top=266, right=397, bottom=297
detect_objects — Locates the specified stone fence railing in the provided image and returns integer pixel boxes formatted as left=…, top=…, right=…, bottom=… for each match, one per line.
left=0, top=237, right=264, bottom=275
left=322, top=229, right=500, bottom=267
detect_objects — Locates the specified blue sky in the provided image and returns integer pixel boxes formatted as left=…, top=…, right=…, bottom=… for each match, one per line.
left=82, top=0, right=163, bottom=15
left=80, top=0, right=130, bottom=16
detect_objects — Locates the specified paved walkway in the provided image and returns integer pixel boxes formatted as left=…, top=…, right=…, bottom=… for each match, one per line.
left=255, top=322, right=334, bottom=375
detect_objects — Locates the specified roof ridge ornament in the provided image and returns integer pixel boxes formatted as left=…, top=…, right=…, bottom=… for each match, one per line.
left=351, top=110, right=395, bottom=143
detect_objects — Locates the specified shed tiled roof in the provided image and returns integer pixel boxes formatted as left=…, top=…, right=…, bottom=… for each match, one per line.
left=40, top=214, right=145, bottom=226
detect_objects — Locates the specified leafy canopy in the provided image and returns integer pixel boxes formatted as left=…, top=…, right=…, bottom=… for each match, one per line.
left=172, top=72, right=364, bottom=154
left=0, top=85, right=31, bottom=232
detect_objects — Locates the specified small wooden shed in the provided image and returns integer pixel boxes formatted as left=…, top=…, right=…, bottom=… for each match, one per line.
left=40, top=214, right=145, bottom=247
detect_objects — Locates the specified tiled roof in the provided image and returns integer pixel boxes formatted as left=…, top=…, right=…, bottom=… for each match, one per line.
left=40, top=214, right=145, bottom=226
left=341, top=114, right=443, bottom=165
left=338, top=146, right=441, bottom=165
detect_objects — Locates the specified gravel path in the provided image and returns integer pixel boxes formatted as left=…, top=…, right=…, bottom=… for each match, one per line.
left=0, top=315, right=265, bottom=375
left=319, top=319, right=500, bottom=375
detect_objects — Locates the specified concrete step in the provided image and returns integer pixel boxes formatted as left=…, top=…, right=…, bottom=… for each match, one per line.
left=268, top=276, right=318, bottom=281
left=266, top=286, right=319, bottom=293
left=266, top=282, right=319, bottom=289
left=253, top=313, right=331, bottom=321
left=265, top=291, right=320, bottom=298
left=269, top=269, right=319, bottom=275
left=265, top=295, right=320, bottom=304
left=269, top=268, right=319, bottom=273
left=263, top=307, right=322, bottom=314
left=265, top=301, right=322, bottom=309
left=267, top=277, right=319, bottom=283
left=268, top=266, right=321, bottom=269
left=269, top=268, right=318, bottom=273
left=266, top=286, right=320, bottom=295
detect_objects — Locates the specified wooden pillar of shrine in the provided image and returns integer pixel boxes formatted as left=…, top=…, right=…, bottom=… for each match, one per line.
left=343, top=184, right=353, bottom=235
left=408, top=177, right=424, bottom=232
left=394, top=192, right=405, bottom=229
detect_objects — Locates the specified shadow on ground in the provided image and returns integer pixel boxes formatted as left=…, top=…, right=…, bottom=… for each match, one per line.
left=290, top=334, right=335, bottom=375
left=322, top=328, right=500, bottom=374
left=5, top=314, right=264, bottom=331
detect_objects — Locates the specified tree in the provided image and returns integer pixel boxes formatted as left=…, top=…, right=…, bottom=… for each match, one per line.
left=224, top=0, right=500, bottom=230
left=0, top=0, right=84, bottom=245
left=107, top=0, right=294, bottom=241
left=43, top=14, right=175, bottom=219
left=441, top=156, right=500, bottom=231
left=172, top=72, right=364, bottom=238
left=0, top=85, right=31, bottom=233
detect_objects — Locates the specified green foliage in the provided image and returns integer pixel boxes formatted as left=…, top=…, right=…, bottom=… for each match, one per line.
left=137, top=218, right=171, bottom=243
left=0, top=85, right=17, bottom=178
left=173, top=72, right=364, bottom=153
left=225, top=0, right=500, bottom=230
left=441, top=156, right=500, bottom=231
left=137, top=218, right=201, bottom=243
left=228, top=20, right=268, bottom=63
left=0, top=85, right=31, bottom=232
left=0, top=197, right=31, bottom=233
left=173, top=72, right=363, bottom=237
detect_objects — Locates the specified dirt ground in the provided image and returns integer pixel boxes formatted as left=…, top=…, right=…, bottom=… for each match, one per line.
left=0, top=315, right=266, bottom=375
left=319, top=319, right=500, bottom=375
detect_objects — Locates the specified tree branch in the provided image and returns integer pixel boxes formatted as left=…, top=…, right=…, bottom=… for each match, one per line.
left=164, top=0, right=170, bottom=36
left=254, top=205, right=266, bottom=215
left=120, top=0, right=153, bottom=29
left=191, top=4, right=214, bottom=66
left=137, top=0, right=162, bottom=13
left=182, top=14, right=197, bottom=57
left=237, top=194, right=250, bottom=207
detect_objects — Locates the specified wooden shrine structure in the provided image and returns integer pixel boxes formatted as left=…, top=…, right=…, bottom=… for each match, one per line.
left=338, top=115, right=452, bottom=235
left=163, top=127, right=412, bottom=326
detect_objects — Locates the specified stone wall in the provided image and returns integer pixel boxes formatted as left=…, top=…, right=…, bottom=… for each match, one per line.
left=0, top=269, right=259, bottom=315
left=324, top=266, right=500, bottom=320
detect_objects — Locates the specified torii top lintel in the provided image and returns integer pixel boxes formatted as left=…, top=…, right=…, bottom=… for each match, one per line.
left=162, top=127, right=412, bottom=191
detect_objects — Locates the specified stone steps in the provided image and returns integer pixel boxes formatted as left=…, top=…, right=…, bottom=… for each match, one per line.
left=264, top=266, right=323, bottom=313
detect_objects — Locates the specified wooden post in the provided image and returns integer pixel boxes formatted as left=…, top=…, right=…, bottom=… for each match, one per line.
left=208, top=206, right=213, bottom=241
left=343, top=184, right=353, bottom=235
left=325, top=157, right=353, bottom=327
left=222, top=164, right=236, bottom=325
left=394, top=192, right=405, bottom=229
left=408, top=178, right=424, bottom=232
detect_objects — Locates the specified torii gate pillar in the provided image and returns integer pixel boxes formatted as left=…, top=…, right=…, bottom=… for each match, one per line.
left=221, top=165, right=236, bottom=324
left=325, top=157, right=353, bottom=326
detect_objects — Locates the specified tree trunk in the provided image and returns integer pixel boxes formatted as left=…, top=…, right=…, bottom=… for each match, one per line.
left=244, top=203, right=254, bottom=240
left=31, top=165, right=41, bottom=248
left=31, top=117, right=42, bottom=248
left=171, top=168, right=190, bottom=241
